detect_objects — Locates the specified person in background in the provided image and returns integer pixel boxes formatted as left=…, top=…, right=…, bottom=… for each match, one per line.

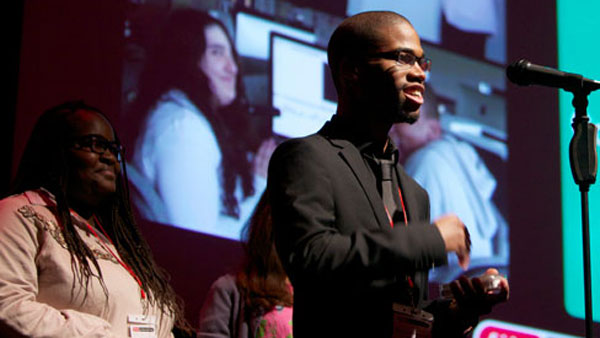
left=129, top=9, right=273, bottom=238
left=0, top=101, right=188, bottom=337
left=197, top=191, right=293, bottom=338
left=390, top=87, right=509, bottom=283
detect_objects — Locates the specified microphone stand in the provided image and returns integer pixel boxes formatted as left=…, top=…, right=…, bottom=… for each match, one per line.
left=568, top=87, right=597, bottom=338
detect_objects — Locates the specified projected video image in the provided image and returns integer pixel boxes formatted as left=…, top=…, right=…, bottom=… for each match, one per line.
left=121, top=1, right=510, bottom=285
left=235, top=11, right=316, bottom=60
left=270, top=34, right=337, bottom=138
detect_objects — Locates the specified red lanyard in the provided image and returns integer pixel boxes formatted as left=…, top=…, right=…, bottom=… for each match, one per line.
left=383, top=187, right=416, bottom=295
left=72, top=210, right=146, bottom=300
left=384, top=187, right=408, bottom=228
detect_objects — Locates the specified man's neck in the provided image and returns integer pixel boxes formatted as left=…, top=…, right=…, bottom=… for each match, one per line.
left=336, top=105, right=392, bottom=152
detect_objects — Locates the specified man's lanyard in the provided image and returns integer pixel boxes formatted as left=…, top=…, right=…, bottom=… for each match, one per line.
left=384, top=187, right=408, bottom=228
left=72, top=210, right=146, bottom=300
left=382, top=184, right=418, bottom=305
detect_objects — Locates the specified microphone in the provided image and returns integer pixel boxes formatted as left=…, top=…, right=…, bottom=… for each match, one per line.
left=506, top=59, right=600, bottom=93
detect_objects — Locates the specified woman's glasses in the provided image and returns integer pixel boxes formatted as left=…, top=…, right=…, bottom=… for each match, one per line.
left=71, top=135, right=123, bottom=161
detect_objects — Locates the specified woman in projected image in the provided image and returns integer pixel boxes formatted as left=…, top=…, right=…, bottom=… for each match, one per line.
left=129, top=9, right=271, bottom=239
left=197, top=191, right=293, bottom=337
left=0, top=101, right=189, bottom=337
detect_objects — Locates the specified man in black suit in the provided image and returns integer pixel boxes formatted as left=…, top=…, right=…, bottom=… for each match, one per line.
left=267, top=11, right=508, bottom=337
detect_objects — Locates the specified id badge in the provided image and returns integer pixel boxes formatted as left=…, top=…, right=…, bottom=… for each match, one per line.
left=392, top=303, right=433, bottom=338
left=128, top=314, right=157, bottom=338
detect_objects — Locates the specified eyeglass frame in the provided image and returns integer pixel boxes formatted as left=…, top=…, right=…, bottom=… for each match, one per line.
left=69, top=135, right=124, bottom=161
left=366, top=49, right=432, bottom=72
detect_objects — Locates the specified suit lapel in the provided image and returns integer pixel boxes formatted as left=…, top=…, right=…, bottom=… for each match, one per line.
left=332, top=139, right=391, bottom=230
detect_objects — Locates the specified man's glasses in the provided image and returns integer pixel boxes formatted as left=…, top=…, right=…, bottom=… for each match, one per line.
left=71, top=135, right=123, bottom=161
left=369, top=50, right=432, bottom=72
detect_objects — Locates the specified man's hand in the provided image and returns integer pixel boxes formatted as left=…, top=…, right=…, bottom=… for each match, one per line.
left=437, top=269, right=509, bottom=336
left=448, top=268, right=510, bottom=333
left=451, top=268, right=509, bottom=309
left=434, top=214, right=471, bottom=270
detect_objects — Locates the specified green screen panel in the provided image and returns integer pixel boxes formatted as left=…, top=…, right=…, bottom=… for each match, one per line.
left=557, top=0, right=600, bottom=322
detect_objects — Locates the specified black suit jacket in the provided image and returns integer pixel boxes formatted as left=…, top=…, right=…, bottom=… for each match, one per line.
left=267, top=121, right=448, bottom=337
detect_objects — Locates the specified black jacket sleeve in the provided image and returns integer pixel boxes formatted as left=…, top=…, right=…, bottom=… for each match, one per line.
left=267, top=137, right=447, bottom=289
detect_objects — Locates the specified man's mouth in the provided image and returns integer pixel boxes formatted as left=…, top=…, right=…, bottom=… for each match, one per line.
left=403, top=86, right=424, bottom=105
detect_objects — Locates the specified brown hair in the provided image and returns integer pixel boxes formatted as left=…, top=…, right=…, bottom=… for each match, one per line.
left=129, top=9, right=254, bottom=219
left=236, top=191, right=293, bottom=317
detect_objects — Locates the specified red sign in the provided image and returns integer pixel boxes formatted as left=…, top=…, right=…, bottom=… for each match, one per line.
left=479, top=326, right=539, bottom=338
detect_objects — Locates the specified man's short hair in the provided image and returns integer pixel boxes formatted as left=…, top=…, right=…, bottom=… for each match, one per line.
left=326, top=11, right=411, bottom=92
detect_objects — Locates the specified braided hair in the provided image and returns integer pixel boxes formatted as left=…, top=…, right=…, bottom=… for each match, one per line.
left=10, top=100, right=190, bottom=331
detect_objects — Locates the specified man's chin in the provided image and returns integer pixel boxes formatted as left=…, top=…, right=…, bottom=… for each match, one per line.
left=392, top=109, right=420, bottom=124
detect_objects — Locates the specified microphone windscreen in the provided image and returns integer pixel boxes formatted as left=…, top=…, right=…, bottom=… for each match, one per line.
left=506, top=59, right=531, bottom=86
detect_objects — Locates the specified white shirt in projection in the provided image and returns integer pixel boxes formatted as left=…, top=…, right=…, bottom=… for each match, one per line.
left=130, top=89, right=263, bottom=240
left=403, top=134, right=508, bottom=282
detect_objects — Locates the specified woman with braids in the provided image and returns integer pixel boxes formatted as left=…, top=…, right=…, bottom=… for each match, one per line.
left=197, top=191, right=293, bottom=338
left=0, top=101, right=189, bottom=337
left=128, top=9, right=273, bottom=239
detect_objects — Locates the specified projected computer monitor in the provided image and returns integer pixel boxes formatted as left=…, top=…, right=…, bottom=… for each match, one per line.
left=235, top=11, right=316, bottom=60
left=270, top=33, right=337, bottom=138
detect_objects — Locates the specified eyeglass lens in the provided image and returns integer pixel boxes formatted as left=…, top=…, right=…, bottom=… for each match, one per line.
left=75, top=136, right=122, bottom=159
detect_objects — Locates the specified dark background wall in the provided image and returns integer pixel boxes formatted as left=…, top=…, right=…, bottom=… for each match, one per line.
left=11, top=0, right=124, bottom=176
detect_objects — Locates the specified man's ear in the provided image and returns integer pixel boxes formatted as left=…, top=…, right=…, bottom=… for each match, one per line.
left=339, top=57, right=359, bottom=85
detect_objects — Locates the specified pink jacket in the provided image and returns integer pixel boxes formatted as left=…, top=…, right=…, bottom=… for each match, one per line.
left=0, top=190, right=174, bottom=337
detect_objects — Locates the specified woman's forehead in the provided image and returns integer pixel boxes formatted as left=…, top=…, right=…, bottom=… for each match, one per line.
left=205, top=24, right=230, bottom=46
left=67, top=110, right=115, bottom=139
